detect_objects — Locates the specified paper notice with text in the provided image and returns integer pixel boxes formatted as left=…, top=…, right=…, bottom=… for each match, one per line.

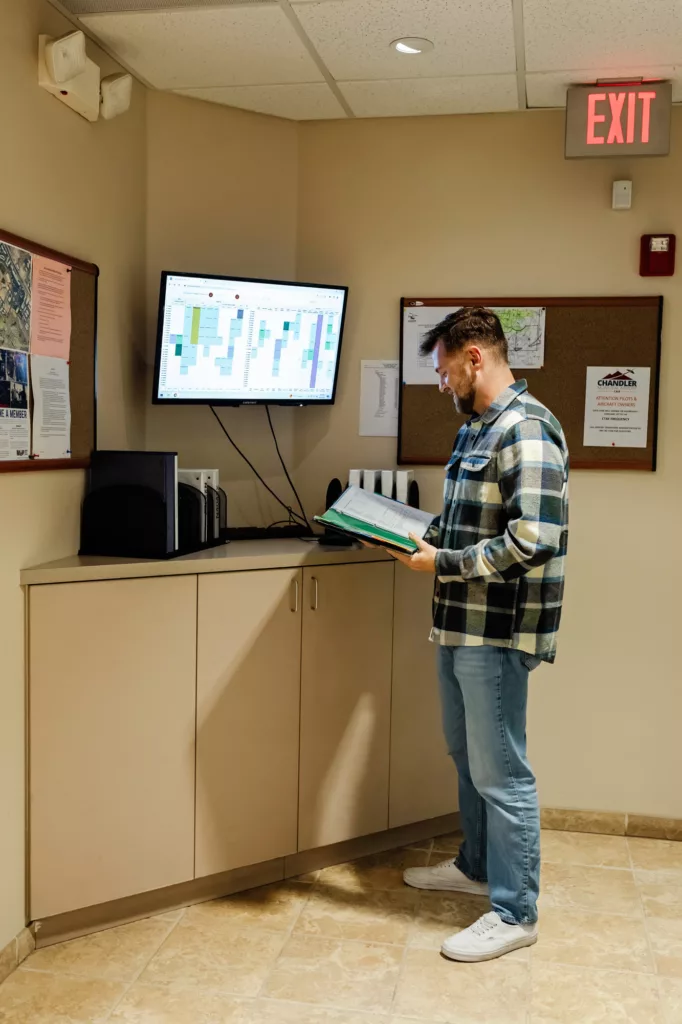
left=30, top=256, right=71, bottom=359
left=403, top=307, right=459, bottom=384
left=31, top=354, right=71, bottom=459
left=360, top=360, right=399, bottom=436
left=583, top=367, right=650, bottom=448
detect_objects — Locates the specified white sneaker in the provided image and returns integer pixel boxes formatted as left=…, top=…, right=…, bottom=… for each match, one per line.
left=403, top=858, right=489, bottom=896
left=441, top=911, right=538, bottom=962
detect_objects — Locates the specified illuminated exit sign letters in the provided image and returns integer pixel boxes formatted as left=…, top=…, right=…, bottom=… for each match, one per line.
left=565, top=82, right=672, bottom=158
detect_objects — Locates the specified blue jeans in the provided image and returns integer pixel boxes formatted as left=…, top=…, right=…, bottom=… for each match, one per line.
left=437, top=645, right=541, bottom=925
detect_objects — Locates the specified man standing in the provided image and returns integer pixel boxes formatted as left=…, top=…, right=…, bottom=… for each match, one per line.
left=395, top=307, right=569, bottom=963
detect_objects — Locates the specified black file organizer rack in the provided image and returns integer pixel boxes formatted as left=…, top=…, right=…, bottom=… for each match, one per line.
left=205, top=484, right=221, bottom=542
left=80, top=483, right=229, bottom=560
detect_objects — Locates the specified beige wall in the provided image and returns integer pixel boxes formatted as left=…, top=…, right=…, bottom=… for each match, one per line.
left=145, top=93, right=301, bottom=527
left=0, top=0, right=147, bottom=949
left=296, top=110, right=682, bottom=818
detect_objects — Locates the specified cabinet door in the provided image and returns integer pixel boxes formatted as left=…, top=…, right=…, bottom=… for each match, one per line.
left=390, top=566, right=457, bottom=827
left=30, top=576, right=197, bottom=920
left=196, top=568, right=301, bottom=877
left=299, top=561, right=394, bottom=850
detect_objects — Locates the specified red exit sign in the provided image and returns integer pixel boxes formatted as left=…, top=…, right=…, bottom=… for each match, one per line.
left=565, top=81, right=671, bottom=158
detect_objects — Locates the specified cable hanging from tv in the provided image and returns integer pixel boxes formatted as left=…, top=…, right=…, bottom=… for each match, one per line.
left=210, top=406, right=311, bottom=537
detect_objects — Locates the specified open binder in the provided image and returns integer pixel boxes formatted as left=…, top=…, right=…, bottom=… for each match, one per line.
left=314, top=485, right=436, bottom=554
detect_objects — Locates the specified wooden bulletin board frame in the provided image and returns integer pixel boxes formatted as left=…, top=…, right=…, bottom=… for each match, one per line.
left=399, top=296, right=663, bottom=471
left=0, top=228, right=98, bottom=473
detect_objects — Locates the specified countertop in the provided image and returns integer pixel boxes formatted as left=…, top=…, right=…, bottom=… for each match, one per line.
left=21, top=539, right=392, bottom=586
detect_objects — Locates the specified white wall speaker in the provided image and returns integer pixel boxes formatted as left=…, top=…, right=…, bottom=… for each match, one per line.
left=44, top=30, right=86, bottom=83
left=100, top=73, right=133, bottom=120
left=38, top=34, right=100, bottom=122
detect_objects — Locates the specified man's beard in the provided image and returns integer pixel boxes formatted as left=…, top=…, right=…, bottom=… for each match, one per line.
left=453, top=382, right=476, bottom=416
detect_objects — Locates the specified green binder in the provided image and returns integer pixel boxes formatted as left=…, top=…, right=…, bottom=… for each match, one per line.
left=313, top=508, right=418, bottom=553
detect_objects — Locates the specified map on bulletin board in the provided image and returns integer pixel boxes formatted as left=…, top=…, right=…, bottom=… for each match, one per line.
left=402, top=304, right=546, bottom=384
left=0, top=241, right=32, bottom=353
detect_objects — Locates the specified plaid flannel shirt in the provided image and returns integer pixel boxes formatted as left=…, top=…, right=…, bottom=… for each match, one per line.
left=428, top=380, right=569, bottom=664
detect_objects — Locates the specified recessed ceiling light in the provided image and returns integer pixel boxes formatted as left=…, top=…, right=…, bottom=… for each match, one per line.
left=391, top=37, right=434, bottom=55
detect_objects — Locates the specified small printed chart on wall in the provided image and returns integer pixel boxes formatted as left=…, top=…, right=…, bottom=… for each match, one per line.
left=399, top=297, right=662, bottom=471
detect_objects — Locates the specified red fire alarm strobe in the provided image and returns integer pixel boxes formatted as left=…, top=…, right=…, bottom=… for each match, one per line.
left=640, top=234, right=676, bottom=276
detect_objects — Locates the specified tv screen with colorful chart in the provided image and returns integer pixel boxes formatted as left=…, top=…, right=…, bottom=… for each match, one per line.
left=152, top=272, right=348, bottom=406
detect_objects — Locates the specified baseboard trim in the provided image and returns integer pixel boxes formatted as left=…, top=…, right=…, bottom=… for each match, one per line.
left=32, top=807, right=679, bottom=951
left=625, top=813, right=682, bottom=841
left=541, top=807, right=682, bottom=841
left=0, top=927, right=35, bottom=985
left=34, top=860, right=284, bottom=950
left=33, top=812, right=460, bottom=949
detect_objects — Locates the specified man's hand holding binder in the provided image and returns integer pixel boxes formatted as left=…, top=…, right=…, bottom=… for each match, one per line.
left=390, top=533, right=438, bottom=571
left=360, top=531, right=437, bottom=571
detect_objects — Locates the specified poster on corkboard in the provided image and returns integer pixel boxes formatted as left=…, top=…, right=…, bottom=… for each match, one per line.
left=399, top=296, right=662, bottom=471
left=0, top=228, right=98, bottom=473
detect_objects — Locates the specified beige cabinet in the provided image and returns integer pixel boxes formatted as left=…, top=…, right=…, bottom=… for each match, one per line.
left=298, top=561, right=394, bottom=850
left=389, top=566, right=457, bottom=827
left=29, top=576, right=197, bottom=919
left=195, top=568, right=302, bottom=877
left=26, top=549, right=456, bottom=923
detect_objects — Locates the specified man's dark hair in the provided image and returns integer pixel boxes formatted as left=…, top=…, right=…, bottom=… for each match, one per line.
left=419, top=306, right=508, bottom=363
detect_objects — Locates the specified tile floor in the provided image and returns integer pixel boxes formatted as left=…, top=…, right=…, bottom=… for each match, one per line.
left=1, top=830, right=681, bottom=1023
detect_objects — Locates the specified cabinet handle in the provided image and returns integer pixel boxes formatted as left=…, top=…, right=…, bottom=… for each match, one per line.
left=290, top=579, right=299, bottom=613
left=310, top=576, right=318, bottom=611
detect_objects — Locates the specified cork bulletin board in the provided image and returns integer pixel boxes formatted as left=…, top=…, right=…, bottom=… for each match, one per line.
left=0, top=228, right=98, bottom=473
left=399, top=296, right=663, bottom=471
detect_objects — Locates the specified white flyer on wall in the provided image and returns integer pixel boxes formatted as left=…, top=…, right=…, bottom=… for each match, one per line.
left=31, top=354, right=71, bottom=459
left=0, top=407, right=29, bottom=460
left=360, top=360, right=399, bottom=436
left=402, top=305, right=546, bottom=384
left=403, top=306, right=458, bottom=384
left=583, top=366, right=651, bottom=448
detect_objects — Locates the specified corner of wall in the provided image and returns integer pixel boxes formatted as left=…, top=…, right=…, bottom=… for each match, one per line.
left=143, top=94, right=303, bottom=524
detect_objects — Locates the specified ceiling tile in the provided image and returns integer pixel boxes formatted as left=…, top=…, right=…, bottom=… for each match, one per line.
left=527, top=67, right=680, bottom=108
left=292, top=0, right=516, bottom=81
left=62, top=0, right=272, bottom=13
left=340, top=75, right=519, bottom=118
left=80, top=7, right=324, bottom=89
left=174, top=83, right=347, bottom=120
left=524, top=0, right=682, bottom=73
